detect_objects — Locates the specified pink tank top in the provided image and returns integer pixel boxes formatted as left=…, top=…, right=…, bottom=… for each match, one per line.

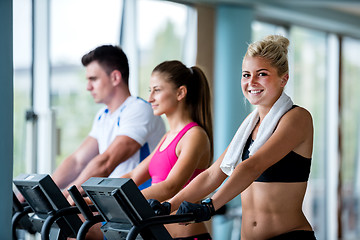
left=148, top=122, right=206, bottom=186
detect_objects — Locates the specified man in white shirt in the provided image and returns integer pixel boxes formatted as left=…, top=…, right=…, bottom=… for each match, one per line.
left=52, top=45, right=166, bottom=198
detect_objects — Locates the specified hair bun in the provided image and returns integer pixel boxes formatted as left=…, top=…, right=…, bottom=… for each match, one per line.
left=264, top=35, right=289, bottom=54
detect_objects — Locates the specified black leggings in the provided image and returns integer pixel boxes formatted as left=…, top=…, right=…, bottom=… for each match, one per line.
left=173, top=233, right=212, bottom=240
left=268, top=230, right=316, bottom=240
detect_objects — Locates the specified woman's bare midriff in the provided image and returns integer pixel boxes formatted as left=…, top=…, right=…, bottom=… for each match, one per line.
left=240, top=182, right=313, bottom=240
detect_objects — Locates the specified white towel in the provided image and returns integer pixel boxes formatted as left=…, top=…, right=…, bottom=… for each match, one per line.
left=220, top=92, right=293, bottom=176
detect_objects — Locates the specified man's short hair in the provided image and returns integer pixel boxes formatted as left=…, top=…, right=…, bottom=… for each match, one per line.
left=82, top=45, right=129, bottom=85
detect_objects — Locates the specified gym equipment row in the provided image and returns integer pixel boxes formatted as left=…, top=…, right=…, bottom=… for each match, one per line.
left=12, top=174, right=195, bottom=240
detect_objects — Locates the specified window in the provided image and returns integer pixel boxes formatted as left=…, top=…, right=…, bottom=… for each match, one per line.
left=137, top=0, right=195, bottom=101
left=13, top=0, right=32, bottom=177
left=290, top=26, right=327, bottom=240
left=252, top=21, right=287, bottom=42
left=341, top=37, right=360, bottom=240
left=50, top=0, right=123, bottom=166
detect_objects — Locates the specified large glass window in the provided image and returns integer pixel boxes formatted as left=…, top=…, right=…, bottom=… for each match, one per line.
left=50, top=0, right=194, bottom=165
left=252, top=21, right=287, bottom=42
left=13, top=0, right=32, bottom=177
left=50, top=0, right=123, bottom=166
left=290, top=27, right=327, bottom=240
left=341, top=37, right=360, bottom=240
left=137, top=0, right=193, bottom=100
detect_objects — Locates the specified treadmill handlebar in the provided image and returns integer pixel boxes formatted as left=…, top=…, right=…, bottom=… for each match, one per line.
left=126, top=213, right=195, bottom=240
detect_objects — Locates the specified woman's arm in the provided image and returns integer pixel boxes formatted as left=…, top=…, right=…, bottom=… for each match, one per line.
left=122, top=154, right=152, bottom=185
left=211, top=107, right=313, bottom=210
left=141, top=127, right=217, bottom=202
left=122, top=134, right=166, bottom=185
left=168, top=147, right=229, bottom=211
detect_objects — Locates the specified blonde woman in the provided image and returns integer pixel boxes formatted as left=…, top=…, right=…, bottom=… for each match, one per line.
left=159, top=35, right=316, bottom=240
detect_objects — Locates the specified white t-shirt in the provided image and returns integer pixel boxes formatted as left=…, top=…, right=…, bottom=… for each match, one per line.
left=89, top=96, right=166, bottom=177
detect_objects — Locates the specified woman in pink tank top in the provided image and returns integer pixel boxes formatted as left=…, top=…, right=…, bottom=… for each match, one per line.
left=122, top=60, right=214, bottom=240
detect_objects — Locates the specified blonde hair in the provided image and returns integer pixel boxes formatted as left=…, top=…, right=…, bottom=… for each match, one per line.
left=245, top=35, right=290, bottom=76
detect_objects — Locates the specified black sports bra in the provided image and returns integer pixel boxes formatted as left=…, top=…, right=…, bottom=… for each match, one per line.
left=242, top=132, right=311, bottom=183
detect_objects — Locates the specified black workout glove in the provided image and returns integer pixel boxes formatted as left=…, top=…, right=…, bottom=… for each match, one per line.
left=147, top=199, right=171, bottom=216
left=176, top=198, right=215, bottom=223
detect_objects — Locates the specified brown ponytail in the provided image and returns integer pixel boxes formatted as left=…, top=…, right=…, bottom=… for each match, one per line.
left=153, top=61, right=213, bottom=163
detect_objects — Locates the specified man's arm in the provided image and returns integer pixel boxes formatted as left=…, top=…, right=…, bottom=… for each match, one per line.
left=63, top=135, right=141, bottom=197
left=52, top=136, right=99, bottom=190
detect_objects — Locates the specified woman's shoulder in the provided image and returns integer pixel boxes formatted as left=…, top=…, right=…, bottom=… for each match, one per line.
left=186, top=124, right=207, bottom=135
left=181, top=124, right=210, bottom=145
left=286, top=105, right=312, bottom=120
left=280, top=105, right=313, bottom=131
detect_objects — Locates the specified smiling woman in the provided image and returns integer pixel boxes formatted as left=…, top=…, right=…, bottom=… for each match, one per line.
left=163, top=35, right=316, bottom=240
left=122, top=60, right=214, bottom=239
left=148, top=72, right=180, bottom=116
left=241, top=36, right=289, bottom=109
left=241, top=56, right=288, bottom=108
